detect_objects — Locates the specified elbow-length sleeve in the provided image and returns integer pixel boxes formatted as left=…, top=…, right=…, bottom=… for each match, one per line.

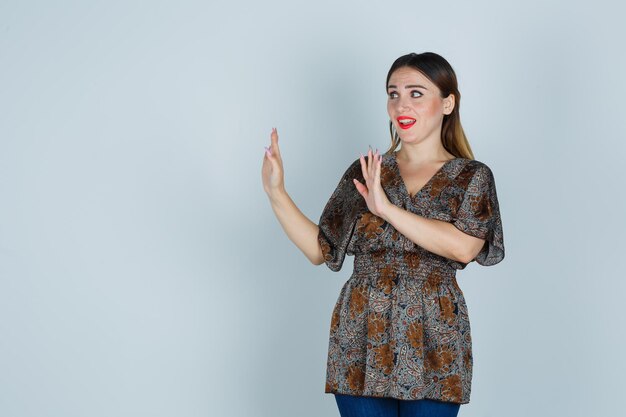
left=448, top=163, right=505, bottom=270
left=317, top=158, right=365, bottom=272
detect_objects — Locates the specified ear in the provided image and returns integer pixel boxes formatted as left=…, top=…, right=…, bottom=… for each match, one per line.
left=443, top=93, right=455, bottom=115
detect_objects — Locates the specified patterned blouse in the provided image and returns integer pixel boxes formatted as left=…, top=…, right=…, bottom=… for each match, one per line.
left=317, top=151, right=505, bottom=404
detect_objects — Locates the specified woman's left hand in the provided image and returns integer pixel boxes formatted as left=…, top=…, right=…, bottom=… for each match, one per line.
left=353, top=147, right=392, bottom=220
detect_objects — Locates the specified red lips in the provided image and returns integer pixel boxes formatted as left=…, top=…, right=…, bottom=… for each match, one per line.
left=397, top=116, right=416, bottom=130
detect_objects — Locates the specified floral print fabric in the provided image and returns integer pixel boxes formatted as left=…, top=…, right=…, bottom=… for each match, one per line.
left=317, top=152, right=505, bottom=404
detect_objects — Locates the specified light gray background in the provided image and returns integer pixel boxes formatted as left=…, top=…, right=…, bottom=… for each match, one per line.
left=1, top=1, right=624, bottom=416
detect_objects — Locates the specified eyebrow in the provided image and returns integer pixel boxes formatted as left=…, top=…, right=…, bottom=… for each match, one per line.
left=387, top=84, right=428, bottom=90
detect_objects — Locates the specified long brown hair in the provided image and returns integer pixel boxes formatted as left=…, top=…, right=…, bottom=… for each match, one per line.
left=384, top=52, right=474, bottom=159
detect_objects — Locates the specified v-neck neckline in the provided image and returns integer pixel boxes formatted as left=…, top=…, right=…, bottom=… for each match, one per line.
left=391, top=152, right=458, bottom=200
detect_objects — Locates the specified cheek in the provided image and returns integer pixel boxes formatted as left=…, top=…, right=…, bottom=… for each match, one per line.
left=423, top=99, right=443, bottom=117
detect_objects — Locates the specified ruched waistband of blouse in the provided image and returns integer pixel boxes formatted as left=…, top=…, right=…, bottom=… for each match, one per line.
left=353, top=251, right=457, bottom=283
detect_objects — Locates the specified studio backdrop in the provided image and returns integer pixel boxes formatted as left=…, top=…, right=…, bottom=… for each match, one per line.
left=1, top=1, right=624, bottom=416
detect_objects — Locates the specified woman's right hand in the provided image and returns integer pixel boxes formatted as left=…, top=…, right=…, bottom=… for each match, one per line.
left=262, top=127, right=285, bottom=197
left=261, top=127, right=323, bottom=265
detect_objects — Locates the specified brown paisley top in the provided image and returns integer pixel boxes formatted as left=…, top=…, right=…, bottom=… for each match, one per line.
left=317, top=151, right=505, bottom=404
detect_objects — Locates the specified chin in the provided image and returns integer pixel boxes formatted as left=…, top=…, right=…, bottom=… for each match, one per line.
left=397, top=133, right=419, bottom=143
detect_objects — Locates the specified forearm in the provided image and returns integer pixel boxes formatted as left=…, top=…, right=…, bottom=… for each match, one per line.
left=267, top=188, right=324, bottom=265
left=380, top=203, right=469, bottom=263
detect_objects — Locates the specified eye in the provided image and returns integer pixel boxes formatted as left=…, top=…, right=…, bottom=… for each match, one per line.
left=388, top=91, right=398, bottom=99
left=411, top=90, right=422, bottom=98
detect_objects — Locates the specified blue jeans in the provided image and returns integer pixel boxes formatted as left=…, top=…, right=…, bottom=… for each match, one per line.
left=334, top=394, right=461, bottom=417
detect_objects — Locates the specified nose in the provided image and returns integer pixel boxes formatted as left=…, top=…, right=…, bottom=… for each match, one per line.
left=393, top=95, right=411, bottom=112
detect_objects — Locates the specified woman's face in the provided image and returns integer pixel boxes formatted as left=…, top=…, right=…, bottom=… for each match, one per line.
left=386, top=66, right=454, bottom=145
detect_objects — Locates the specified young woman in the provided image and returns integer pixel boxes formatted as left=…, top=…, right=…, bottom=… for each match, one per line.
left=262, top=52, right=505, bottom=417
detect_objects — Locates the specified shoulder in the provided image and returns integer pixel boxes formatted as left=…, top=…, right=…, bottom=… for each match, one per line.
left=458, top=158, right=495, bottom=178
left=453, top=159, right=498, bottom=191
left=459, top=158, right=491, bottom=171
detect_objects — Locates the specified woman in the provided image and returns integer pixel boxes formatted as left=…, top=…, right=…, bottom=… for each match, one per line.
left=262, top=52, right=505, bottom=417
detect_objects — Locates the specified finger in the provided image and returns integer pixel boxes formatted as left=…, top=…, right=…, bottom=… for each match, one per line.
left=264, top=147, right=277, bottom=171
left=367, top=147, right=373, bottom=180
left=353, top=178, right=368, bottom=198
left=374, top=151, right=382, bottom=185
left=270, top=127, right=281, bottom=158
left=359, top=152, right=368, bottom=182
left=265, top=129, right=274, bottom=156
left=367, top=148, right=376, bottom=182
left=371, top=148, right=378, bottom=179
